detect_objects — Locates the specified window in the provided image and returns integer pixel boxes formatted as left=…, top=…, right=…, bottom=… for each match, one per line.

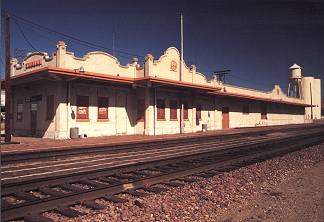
left=98, top=97, right=109, bottom=120
left=46, top=95, right=54, bottom=120
left=170, top=100, right=178, bottom=120
left=183, top=101, right=188, bottom=120
left=17, top=99, right=23, bottom=121
left=77, top=95, right=89, bottom=120
left=261, top=103, right=267, bottom=119
left=196, top=104, right=202, bottom=120
left=137, top=99, right=145, bottom=121
left=157, top=99, right=165, bottom=120
left=243, top=104, right=249, bottom=115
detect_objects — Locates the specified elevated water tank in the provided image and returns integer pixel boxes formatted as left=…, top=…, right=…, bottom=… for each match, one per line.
left=288, top=64, right=302, bottom=98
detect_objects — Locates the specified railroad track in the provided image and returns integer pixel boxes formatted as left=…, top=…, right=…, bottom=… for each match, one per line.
left=3, top=123, right=323, bottom=164
left=2, top=126, right=322, bottom=184
left=2, top=126, right=324, bottom=222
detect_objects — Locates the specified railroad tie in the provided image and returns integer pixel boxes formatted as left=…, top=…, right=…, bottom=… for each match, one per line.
left=1, top=199, right=12, bottom=208
left=124, top=189, right=147, bottom=197
left=14, top=191, right=40, bottom=202
left=178, top=177, right=197, bottom=183
left=114, top=174, right=140, bottom=180
left=79, top=180, right=105, bottom=188
left=39, top=187, right=65, bottom=197
left=59, top=183, right=84, bottom=192
left=56, top=206, right=86, bottom=218
left=24, top=214, right=53, bottom=222
left=143, top=186, right=169, bottom=194
left=82, top=200, right=104, bottom=210
left=102, top=195, right=128, bottom=203
left=194, top=173, right=214, bottom=178
left=162, top=181, right=186, bottom=187
left=98, top=177, right=121, bottom=184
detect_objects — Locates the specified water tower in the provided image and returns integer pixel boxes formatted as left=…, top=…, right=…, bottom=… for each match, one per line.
left=288, top=64, right=303, bottom=98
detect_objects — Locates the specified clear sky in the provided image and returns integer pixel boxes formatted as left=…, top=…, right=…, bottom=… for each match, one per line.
left=1, top=0, right=324, bottom=95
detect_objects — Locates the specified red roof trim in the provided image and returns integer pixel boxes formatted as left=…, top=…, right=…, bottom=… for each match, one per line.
left=9, top=66, right=310, bottom=107
left=136, top=76, right=222, bottom=91
left=210, top=90, right=310, bottom=107
left=47, top=67, right=134, bottom=84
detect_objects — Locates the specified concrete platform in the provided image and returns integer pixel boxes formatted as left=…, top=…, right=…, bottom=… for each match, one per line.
left=1, top=123, right=322, bottom=155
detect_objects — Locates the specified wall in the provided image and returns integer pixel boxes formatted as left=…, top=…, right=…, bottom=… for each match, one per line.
left=12, top=81, right=61, bottom=138
left=66, top=82, right=136, bottom=138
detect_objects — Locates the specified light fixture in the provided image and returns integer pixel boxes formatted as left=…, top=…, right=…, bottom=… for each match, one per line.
left=79, top=66, right=85, bottom=72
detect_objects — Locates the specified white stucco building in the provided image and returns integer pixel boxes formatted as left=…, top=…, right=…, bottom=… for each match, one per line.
left=7, top=41, right=321, bottom=139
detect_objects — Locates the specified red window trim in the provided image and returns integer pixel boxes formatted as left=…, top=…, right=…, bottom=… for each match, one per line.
left=76, top=95, right=89, bottom=120
left=170, top=100, right=177, bottom=121
left=97, top=96, right=109, bottom=120
left=183, top=101, right=189, bottom=120
left=157, top=99, right=165, bottom=120
left=196, top=104, right=202, bottom=120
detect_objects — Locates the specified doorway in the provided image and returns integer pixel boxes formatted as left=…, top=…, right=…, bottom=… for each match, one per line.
left=116, top=92, right=127, bottom=134
left=30, top=103, right=38, bottom=136
left=222, top=107, right=229, bottom=129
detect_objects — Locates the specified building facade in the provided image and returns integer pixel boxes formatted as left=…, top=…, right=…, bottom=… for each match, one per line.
left=8, top=41, right=321, bottom=139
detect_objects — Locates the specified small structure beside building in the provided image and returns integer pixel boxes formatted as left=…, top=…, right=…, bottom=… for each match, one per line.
left=7, top=41, right=321, bottom=139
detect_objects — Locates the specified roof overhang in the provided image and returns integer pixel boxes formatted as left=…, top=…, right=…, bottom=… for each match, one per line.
left=5, top=66, right=312, bottom=107
left=135, top=77, right=222, bottom=92
left=9, top=66, right=134, bottom=86
left=209, top=90, right=312, bottom=107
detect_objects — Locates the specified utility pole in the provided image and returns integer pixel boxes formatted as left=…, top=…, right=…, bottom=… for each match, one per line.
left=5, top=12, right=11, bottom=142
left=180, top=13, right=184, bottom=134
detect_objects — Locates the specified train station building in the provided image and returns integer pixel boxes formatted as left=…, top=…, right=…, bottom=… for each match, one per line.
left=8, top=41, right=321, bottom=139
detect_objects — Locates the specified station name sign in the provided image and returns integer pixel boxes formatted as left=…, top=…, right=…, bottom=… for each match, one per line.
left=25, top=59, right=42, bottom=69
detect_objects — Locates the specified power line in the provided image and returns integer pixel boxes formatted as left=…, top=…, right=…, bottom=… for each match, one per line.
left=10, top=13, right=143, bottom=59
left=13, top=19, right=39, bottom=52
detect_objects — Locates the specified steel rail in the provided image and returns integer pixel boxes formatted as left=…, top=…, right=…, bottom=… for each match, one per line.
left=3, top=128, right=322, bottom=186
left=2, top=133, right=324, bottom=221
left=2, top=123, right=323, bottom=163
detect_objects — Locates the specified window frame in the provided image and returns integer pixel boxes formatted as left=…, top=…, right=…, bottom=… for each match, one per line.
left=46, top=95, right=54, bottom=121
left=196, top=104, right=202, bottom=120
left=76, top=95, right=89, bottom=121
left=137, top=99, right=145, bottom=122
left=97, top=96, right=109, bottom=121
left=157, top=99, right=165, bottom=120
left=183, top=101, right=189, bottom=120
left=17, top=99, right=23, bottom=122
left=170, top=100, right=178, bottom=121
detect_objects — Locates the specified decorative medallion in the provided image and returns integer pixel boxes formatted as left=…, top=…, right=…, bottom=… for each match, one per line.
left=170, top=60, right=177, bottom=72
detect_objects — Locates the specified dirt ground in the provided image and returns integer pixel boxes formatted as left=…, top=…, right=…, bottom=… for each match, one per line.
left=44, top=144, right=324, bottom=222
left=220, top=158, right=324, bottom=222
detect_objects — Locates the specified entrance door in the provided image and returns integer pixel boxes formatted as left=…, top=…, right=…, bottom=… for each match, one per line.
left=30, top=103, right=38, bottom=136
left=116, top=92, right=127, bottom=134
left=222, top=107, right=229, bottom=129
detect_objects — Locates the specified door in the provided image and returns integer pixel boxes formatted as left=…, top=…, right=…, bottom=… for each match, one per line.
left=30, top=103, right=38, bottom=136
left=222, top=107, right=229, bottom=129
left=116, top=92, right=127, bottom=134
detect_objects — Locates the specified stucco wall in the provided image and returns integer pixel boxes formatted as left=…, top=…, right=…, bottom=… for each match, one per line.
left=12, top=81, right=60, bottom=138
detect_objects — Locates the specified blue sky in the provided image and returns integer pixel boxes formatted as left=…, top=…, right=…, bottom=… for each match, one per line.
left=1, top=0, right=324, bottom=95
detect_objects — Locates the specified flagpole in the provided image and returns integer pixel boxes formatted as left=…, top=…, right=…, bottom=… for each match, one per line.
left=180, top=13, right=184, bottom=134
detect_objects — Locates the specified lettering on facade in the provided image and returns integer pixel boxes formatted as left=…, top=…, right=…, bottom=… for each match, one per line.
left=170, top=60, right=177, bottom=72
left=25, top=59, right=42, bottom=69
left=26, top=95, right=42, bottom=103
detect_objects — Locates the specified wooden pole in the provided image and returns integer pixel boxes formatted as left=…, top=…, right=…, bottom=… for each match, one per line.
left=5, top=12, right=11, bottom=142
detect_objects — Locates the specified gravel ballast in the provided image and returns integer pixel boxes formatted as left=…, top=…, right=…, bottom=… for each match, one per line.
left=45, top=143, right=324, bottom=222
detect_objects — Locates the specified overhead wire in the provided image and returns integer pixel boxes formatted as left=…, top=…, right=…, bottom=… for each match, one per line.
left=13, top=19, right=39, bottom=52
left=10, top=13, right=143, bottom=59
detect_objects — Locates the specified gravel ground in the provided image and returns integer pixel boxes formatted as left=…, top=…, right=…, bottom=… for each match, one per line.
left=45, top=143, right=324, bottom=222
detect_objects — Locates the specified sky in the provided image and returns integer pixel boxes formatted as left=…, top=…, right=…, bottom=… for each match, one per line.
left=1, top=0, right=324, bottom=96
